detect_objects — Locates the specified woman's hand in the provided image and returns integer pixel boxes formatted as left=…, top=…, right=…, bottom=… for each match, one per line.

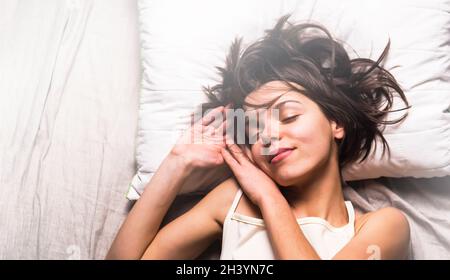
left=107, top=106, right=228, bottom=259
left=171, top=106, right=227, bottom=170
left=221, top=141, right=282, bottom=207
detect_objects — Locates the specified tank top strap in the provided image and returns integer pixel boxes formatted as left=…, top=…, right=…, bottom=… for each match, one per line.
left=225, top=188, right=243, bottom=221
left=344, top=200, right=355, bottom=232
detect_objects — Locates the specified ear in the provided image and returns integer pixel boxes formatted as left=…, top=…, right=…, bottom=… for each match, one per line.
left=331, top=121, right=345, bottom=140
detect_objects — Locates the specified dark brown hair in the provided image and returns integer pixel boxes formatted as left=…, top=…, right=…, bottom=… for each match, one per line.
left=203, top=15, right=410, bottom=168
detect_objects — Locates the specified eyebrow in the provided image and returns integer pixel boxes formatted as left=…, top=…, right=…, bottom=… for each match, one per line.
left=244, top=99, right=303, bottom=127
left=244, top=99, right=303, bottom=112
left=243, top=91, right=287, bottom=111
left=272, top=100, right=303, bottom=110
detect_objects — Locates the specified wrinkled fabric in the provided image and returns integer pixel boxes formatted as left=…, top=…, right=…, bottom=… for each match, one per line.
left=0, top=0, right=140, bottom=259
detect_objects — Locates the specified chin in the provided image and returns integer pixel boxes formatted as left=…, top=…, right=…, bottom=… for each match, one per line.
left=272, top=172, right=301, bottom=187
left=271, top=164, right=313, bottom=187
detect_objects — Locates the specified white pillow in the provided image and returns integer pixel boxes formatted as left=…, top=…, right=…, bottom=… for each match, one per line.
left=128, top=0, right=450, bottom=199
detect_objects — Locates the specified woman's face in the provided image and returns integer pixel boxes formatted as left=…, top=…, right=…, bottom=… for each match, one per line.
left=243, top=81, right=344, bottom=187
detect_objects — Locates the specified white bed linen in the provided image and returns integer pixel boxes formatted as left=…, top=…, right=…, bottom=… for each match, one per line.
left=167, top=176, right=450, bottom=260
left=131, top=0, right=450, bottom=199
left=344, top=176, right=450, bottom=259
left=0, top=0, right=140, bottom=259
left=0, top=0, right=448, bottom=261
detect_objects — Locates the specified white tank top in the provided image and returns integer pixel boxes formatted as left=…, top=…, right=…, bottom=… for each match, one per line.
left=220, top=189, right=355, bottom=260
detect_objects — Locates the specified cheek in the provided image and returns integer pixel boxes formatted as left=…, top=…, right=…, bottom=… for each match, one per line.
left=251, top=144, right=273, bottom=172
left=287, top=116, right=333, bottom=157
left=251, top=145, right=264, bottom=165
left=286, top=120, right=317, bottom=144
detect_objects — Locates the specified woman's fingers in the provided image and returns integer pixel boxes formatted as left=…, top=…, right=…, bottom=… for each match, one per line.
left=216, top=120, right=227, bottom=136
left=224, top=133, right=245, bottom=163
left=226, top=142, right=249, bottom=165
left=243, top=145, right=256, bottom=164
left=201, top=106, right=224, bottom=127
left=221, top=147, right=239, bottom=170
left=201, top=120, right=227, bottom=144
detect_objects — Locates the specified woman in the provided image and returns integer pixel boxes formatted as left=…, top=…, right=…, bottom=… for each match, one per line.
left=106, top=15, right=411, bottom=260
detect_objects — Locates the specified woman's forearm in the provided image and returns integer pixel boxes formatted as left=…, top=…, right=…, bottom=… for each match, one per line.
left=106, top=153, right=193, bottom=259
left=259, top=193, right=321, bottom=260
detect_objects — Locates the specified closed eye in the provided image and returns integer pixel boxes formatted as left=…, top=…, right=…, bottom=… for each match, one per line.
left=281, top=115, right=299, bottom=123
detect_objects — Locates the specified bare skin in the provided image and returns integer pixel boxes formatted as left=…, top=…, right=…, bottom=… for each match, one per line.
left=106, top=82, right=410, bottom=260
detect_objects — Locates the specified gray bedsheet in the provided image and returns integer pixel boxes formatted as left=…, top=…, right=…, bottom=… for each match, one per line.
left=344, top=176, right=450, bottom=259
left=0, top=0, right=140, bottom=259
left=167, top=177, right=450, bottom=260
left=0, top=0, right=448, bottom=260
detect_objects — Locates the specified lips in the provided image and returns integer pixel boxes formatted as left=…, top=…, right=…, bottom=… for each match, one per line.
left=268, top=147, right=295, bottom=164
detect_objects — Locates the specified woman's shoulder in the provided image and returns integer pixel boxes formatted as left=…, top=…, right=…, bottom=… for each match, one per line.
left=202, top=177, right=241, bottom=225
left=354, top=206, right=410, bottom=235
left=353, top=206, right=410, bottom=259
left=203, top=177, right=262, bottom=225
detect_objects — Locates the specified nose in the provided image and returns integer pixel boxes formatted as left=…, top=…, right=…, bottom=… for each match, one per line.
left=260, top=134, right=277, bottom=147
left=259, top=115, right=280, bottom=147
left=260, top=129, right=281, bottom=157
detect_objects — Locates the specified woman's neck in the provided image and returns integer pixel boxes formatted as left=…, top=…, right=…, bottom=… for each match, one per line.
left=281, top=159, right=348, bottom=227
